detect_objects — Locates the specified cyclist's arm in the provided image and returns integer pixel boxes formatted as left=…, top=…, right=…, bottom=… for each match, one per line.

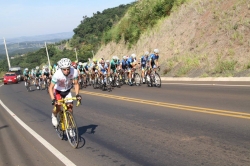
left=73, top=78, right=79, bottom=95
left=155, top=59, right=159, bottom=68
left=49, top=82, right=55, bottom=100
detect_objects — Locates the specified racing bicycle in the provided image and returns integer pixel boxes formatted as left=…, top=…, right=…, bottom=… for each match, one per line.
left=55, top=97, right=81, bottom=148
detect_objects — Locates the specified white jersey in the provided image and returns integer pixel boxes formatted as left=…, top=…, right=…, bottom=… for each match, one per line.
left=51, top=66, right=78, bottom=92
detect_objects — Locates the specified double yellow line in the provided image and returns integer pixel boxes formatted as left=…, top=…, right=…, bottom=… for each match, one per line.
left=80, top=91, right=250, bottom=120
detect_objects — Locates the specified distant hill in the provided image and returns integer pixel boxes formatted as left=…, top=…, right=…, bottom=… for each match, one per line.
left=0, top=32, right=73, bottom=58
left=1, top=32, right=73, bottom=44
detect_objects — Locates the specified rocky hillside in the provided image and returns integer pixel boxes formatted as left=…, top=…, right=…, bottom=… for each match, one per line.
left=95, top=0, right=250, bottom=77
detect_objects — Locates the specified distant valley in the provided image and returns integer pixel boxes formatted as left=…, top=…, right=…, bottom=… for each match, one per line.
left=0, top=32, right=73, bottom=58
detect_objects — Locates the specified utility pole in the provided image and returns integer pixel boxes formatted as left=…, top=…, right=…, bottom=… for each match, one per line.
left=74, top=48, right=78, bottom=62
left=91, top=50, right=94, bottom=59
left=45, top=42, right=51, bottom=73
left=3, top=38, right=11, bottom=69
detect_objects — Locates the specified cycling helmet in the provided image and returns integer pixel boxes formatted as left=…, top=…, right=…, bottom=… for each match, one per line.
left=131, top=53, right=136, bottom=58
left=106, top=60, right=110, bottom=63
left=78, top=62, right=82, bottom=66
left=93, top=58, right=97, bottom=63
left=145, top=51, right=149, bottom=56
left=154, top=49, right=159, bottom=54
left=58, top=58, right=71, bottom=69
left=112, top=56, right=116, bottom=60
left=123, top=56, right=127, bottom=60
left=25, top=68, right=28, bottom=71
left=36, top=66, right=39, bottom=70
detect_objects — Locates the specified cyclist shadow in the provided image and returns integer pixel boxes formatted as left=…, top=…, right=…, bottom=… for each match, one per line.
left=77, top=124, right=98, bottom=148
left=78, top=124, right=98, bottom=135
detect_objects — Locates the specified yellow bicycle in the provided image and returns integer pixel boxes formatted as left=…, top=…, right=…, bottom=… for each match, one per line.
left=54, top=97, right=81, bottom=148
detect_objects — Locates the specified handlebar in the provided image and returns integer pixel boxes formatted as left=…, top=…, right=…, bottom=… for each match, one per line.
left=57, top=97, right=81, bottom=107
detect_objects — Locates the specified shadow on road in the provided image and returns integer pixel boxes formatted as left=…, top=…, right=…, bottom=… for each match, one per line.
left=78, top=124, right=98, bottom=136
left=0, top=125, right=9, bottom=130
left=77, top=125, right=98, bottom=149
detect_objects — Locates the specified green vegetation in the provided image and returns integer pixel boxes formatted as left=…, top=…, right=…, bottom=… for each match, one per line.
left=72, top=4, right=133, bottom=51
left=102, top=0, right=186, bottom=48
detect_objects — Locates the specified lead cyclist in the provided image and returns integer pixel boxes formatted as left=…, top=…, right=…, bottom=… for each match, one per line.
left=48, top=58, right=82, bottom=127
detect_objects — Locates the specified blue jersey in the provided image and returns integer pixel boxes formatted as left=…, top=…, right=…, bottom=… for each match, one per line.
left=141, top=56, right=148, bottom=67
left=126, top=57, right=134, bottom=68
left=121, top=60, right=127, bottom=69
left=149, top=54, right=159, bottom=66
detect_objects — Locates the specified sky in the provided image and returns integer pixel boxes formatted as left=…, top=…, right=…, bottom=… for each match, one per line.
left=1, top=0, right=135, bottom=39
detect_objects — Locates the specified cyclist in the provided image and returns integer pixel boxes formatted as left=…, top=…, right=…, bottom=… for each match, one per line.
left=110, top=56, right=119, bottom=73
left=126, top=53, right=137, bottom=86
left=34, top=66, right=42, bottom=89
left=49, top=58, right=81, bottom=127
left=90, top=59, right=99, bottom=84
left=146, top=49, right=160, bottom=82
left=110, top=56, right=120, bottom=84
left=98, top=60, right=109, bottom=85
left=42, top=65, right=51, bottom=86
left=52, top=63, right=58, bottom=75
left=140, top=51, right=150, bottom=84
left=23, top=68, right=31, bottom=87
left=78, top=62, right=86, bottom=86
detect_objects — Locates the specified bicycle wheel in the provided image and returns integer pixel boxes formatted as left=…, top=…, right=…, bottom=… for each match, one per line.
left=114, top=76, right=120, bottom=88
left=106, top=76, right=112, bottom=92
left=65, top=111, right=79, bottom=148
left=93, top=77, right=98, bottom=89
left=134, top=73, right=141, bottom=86
left=146, top=74, right=152, bottom=87
left=154, top=73, right=161, bottom=88
left=46, top=81, right=50, bottom=93
left=56, top=111, right=64, bottom=140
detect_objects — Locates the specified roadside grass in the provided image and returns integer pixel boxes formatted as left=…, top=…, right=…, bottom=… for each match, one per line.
left=0, top=71, right=5, bottom=82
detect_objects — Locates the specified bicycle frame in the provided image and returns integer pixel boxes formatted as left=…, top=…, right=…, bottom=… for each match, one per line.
left=55, top=97, right=80, bottom=128
left=54, top=97, right=80, bottom=148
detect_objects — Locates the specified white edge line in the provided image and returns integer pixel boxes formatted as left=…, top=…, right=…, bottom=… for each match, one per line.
left=0, top=100, right=76, bottom=166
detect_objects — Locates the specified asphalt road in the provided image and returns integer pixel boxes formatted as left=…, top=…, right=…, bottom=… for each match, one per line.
left=0, top=81, right=250, bottom=166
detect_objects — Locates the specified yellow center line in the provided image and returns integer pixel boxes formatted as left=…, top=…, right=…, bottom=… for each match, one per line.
left=80, top=90, right=250, bottom=120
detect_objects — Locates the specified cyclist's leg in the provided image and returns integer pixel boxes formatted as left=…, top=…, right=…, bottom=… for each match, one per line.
left=141, top=67, right=145, bottom=83
left=52, top=91, right=62, bottom=127
left=65, top=92, right=73, bottom=113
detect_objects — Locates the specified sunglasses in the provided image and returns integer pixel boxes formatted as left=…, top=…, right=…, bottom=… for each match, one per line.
left=62, top=68, right=70, bottom=71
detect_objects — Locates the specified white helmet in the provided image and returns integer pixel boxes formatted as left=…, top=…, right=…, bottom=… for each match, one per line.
left=112, top=56, right=117, bottom=60
left=123, top=56, right=127, bottom=60
left=82, top=62, right=87, bottom=66
left=78, top=62, right=82, bottom=66
left=145, top=51, right=149, bottom=55
left=58, top=58, right=71, bottom=69
left=106, top=60, right=110, bottom=63
left=36, top=66, right=39, bottom=70
left=154, top=49, right=159, bottom=54
left=131, top=53, right=136, bottom=58
left=25, top=68, right=28, bottom=71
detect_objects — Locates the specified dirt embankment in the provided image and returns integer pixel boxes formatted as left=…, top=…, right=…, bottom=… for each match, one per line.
left=95, top=0, right=250, bottom=77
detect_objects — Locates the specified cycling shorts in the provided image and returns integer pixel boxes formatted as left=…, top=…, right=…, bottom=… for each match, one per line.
left=54, top=89, right=73, bottom=103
